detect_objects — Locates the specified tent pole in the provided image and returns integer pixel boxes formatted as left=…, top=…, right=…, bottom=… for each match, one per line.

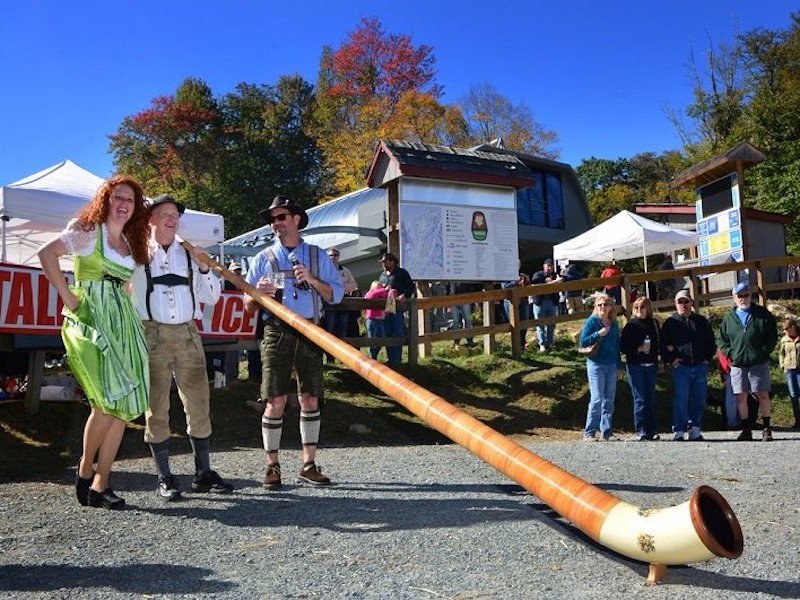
left=1, top=215, right=7, bottom=263
left=642, top=241, right=649, bottom=298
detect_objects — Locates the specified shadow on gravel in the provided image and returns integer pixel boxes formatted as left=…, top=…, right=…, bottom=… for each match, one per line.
left=126, top=482, right=544, bottom=533
left=0, top=563, right=236, bottom=595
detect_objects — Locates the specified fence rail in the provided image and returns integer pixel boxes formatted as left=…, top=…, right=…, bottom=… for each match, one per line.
left=326, top=255, right=800, bottom=363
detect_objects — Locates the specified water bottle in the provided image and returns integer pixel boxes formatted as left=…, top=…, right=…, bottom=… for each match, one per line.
left=642, top=335, right=651, bottom=354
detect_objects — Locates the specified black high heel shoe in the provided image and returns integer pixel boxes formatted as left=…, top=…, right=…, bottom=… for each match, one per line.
left=75, top=472, right=93, bottom=506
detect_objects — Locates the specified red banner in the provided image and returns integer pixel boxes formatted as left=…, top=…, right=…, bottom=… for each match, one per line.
left=0, top=263, right=256, bottom=339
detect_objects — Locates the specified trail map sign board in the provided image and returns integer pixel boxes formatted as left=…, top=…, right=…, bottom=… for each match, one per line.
left=398, top=179, right=519, bottom=281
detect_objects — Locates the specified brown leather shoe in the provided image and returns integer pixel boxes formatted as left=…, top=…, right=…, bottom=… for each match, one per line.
left=298, top=462, right=331, bottom=486
left=263, top=463, right=282, bottom=489
left=762, top=427, right=773, bottom=441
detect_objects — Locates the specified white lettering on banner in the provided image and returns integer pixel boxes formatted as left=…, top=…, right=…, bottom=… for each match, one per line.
left=0, top=263, right=256, bottom=338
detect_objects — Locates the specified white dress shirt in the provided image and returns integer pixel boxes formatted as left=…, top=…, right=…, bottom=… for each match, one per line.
left=131, top=238, right=221, bottom=323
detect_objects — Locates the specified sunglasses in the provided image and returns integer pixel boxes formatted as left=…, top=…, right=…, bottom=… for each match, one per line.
left=677, top=299, right=691, bottom=304
left=269, top=213, right=292, bottom=224
left=736, top=293, right=751, bottom=298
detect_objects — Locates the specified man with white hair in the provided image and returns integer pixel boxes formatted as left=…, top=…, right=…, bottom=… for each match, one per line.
left=718, top=282, right=778, bottom=441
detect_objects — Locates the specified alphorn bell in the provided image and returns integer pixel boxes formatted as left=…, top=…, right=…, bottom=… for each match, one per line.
left=185, top=241, right=743, bottom=584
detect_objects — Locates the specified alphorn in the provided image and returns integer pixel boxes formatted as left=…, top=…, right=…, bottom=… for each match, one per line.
left=185, top=241, right=743, bottom=584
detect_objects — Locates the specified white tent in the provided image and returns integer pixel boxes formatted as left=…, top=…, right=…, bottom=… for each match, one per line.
left=0, top=160, right=225, bottom=267
left=552, top=210, right=697, bottom=270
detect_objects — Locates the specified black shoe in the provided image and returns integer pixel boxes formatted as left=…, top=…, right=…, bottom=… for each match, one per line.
left=191, top=469, right=234, bottom=493
left=75, top=472, right=93, bottom=507
left=736, top=429, right=753, bottom=441
left=157, top=474, right=182, bottom=502
left=88, top=488, right=125, bottom=510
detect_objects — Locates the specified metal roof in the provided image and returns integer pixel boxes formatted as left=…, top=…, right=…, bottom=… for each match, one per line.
left=366, top=139, right=536, bottom=189
left=224, top=187, right=387, bottom=258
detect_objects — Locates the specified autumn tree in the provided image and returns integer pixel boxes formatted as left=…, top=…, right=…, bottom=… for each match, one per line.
left=313, top=17, right=455, bottom=195
left=109, top=75, right=325, bottom=237
left=109, top=77, right=223, bottom=212
left=458, top=82, right=560, bottom=158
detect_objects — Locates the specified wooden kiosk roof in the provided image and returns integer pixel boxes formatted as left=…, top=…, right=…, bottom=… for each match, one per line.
left=670, top=141, right=766, bottom=188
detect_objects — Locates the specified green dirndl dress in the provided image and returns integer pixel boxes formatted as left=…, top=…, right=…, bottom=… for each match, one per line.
left=61, top=226, right=149, bottom=421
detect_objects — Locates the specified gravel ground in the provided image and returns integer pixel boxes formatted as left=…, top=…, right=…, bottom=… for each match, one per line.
left=1, top=429, right=799, bottom=599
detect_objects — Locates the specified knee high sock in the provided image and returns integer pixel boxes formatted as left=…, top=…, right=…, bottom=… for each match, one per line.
left=762, top=416, right=771, bottom=429
left=261, top=417, right=283, bottom=456
left=300, top=410, right=321, bottom=450
left=149, top=440, right=171, bottom=478
left=189, top=436, right=211, bottom=474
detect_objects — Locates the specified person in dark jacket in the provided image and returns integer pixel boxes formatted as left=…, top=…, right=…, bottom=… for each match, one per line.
left=660, top=289, right=716, bottom=441
left=620, top=296, right=661, bottom=440
left=530, top=258, right=561, bottom=351
left=561, top=262, right=585, bottom=314
left=718, top=282, right=778, bottom=441
left=378, top=252, right=416, bottom=365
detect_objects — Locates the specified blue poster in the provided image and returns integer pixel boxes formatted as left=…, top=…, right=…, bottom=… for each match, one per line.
left=697, top=219, right=707, bottom=236
left=728, top=209, right=740, bottom=229
left=699, top=239, right=709, bottom=257
left=729, top=228, right=742, bottom=249
left=708, top=216, right=719, bottom=235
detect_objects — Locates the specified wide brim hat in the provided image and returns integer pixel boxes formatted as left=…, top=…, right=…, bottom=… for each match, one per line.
left=259, top=195, right=309, bottom=230
left=146, top=193, right=186, bottom=214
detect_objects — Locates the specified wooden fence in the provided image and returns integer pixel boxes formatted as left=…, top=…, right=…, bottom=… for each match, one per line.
left=329, top=255, right=800, bottom=363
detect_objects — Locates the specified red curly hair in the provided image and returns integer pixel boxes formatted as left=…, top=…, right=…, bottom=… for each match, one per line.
left=75, top=175, right=151, bottom=265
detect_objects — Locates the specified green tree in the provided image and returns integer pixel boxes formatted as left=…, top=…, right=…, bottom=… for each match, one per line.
left=737, top=15, right=800, bottom=251
left=217, top=76, right=328, bottom=235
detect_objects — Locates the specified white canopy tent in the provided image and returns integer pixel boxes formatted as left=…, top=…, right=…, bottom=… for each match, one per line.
left=0, top=160, right=225, bottom=268
left=553, top=210, right=698, bottom=294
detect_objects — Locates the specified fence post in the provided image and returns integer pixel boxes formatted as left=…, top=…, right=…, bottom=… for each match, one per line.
left=755, top=261, right=767, bottom=305
left=482, top=283, right=497, bottom=354
left=407, top=298, right=419, bottom=365
left=508, top=288, right=522, bottom=358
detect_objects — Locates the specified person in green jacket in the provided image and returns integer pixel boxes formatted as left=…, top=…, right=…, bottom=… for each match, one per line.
left=718, top=282, right=778, bottom=441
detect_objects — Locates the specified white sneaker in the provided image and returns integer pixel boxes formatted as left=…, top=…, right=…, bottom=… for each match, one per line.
left=539, top=344, right=547, bottom=352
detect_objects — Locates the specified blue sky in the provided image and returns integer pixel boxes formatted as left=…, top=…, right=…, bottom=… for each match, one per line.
left=0, top=1, right=796, bottom=186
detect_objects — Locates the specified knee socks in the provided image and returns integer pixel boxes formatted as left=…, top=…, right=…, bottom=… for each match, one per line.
left=300, top=410, right=321, bottom=449
left=149, top=440, right=171, bottom=478
left=261, top=417, right=283, bottom=453
left=189, top=436, right=211, bottom=474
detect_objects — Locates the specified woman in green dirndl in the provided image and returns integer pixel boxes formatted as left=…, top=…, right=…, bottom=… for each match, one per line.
left=38, top=176, right=151, bottom=509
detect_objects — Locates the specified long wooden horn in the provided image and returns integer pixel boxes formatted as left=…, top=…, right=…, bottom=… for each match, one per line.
left=185, top=241, right=743, bottom=584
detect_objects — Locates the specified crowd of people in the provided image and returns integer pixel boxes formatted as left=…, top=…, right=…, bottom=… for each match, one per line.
left=578, top=282, right=787, bottom=443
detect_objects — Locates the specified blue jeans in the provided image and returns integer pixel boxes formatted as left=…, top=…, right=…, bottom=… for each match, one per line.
left=626, top=363, right=658, bottom=436
left=722, top=372, right=740, bottom=427
left=671, top=362, right=709, bottom=432
left=532, top=298, right=556, bottom=348
left=450, top=303, right=474, bottom=343
left=365, top=318, right=385, bottom=360
left=585, top=361, right=617, bottom=437
left=785, top=369, right=800, bottom=415
left=383, top=311, right=405, bottom=365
